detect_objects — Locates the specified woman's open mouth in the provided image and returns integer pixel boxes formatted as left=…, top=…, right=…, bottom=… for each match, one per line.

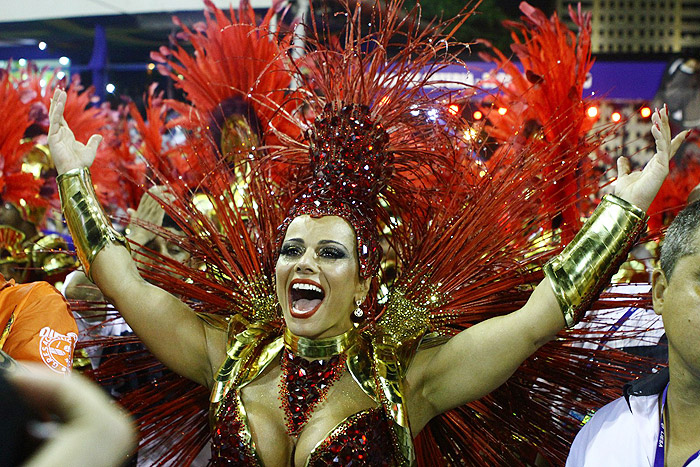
left=289, top=280, right=325, bottom=319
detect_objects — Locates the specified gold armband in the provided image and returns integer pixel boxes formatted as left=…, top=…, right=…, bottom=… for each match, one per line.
left=544, top=194, right=647, bottom=328
left=57, top=167, right=129, bottom=280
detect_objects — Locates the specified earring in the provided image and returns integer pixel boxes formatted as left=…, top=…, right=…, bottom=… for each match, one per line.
left=351, top=298, right=364, bottom=322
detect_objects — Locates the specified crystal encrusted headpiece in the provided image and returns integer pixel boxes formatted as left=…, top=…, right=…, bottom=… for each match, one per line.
left=278, top=103, right=391, bottom=280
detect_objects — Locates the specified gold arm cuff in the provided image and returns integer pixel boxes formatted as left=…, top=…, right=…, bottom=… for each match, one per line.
left=544, top=194, right=647, bottom=328
left=57, top=167, right=129, bottom=280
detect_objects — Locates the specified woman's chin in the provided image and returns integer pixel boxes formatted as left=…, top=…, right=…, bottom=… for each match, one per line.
left=286, top=321, right=324, bottom=339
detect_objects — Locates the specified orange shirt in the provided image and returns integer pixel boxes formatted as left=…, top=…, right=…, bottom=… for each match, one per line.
left=0, top=275, right=77, bottom=374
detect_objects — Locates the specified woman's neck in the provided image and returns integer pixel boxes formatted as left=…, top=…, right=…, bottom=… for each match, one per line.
left=283, top=326, right=357, bottom=359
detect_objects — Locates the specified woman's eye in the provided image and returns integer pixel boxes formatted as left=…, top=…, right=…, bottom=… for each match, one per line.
left=280, top=245, right=303, bottom=257
left=318, top=247, right=346, bottom=259
left=168, top=246, right=184, bottom=256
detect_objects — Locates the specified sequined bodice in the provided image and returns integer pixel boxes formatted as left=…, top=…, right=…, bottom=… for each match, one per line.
left=306, top=407, right=396, bottom=466
left=210, top=381, right=397, bottom=466
left=211, top=330, right=407, bottom=467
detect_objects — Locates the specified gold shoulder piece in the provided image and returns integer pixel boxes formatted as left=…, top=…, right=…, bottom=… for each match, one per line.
left=544, top=194, right=647, bottom=328
left=210, top=320, right=280, bottom=405
left=346, top=333, right=376, bottom=401
left=372, top=334, right=416, bottom=466
left=376, top=290, right=430, bottom=375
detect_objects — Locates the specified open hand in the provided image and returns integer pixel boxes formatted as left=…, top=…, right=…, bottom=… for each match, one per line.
left=614, top=105, right=689, bottom=212
left=126, top=186, right=173, bottom=244
left=48, top=88, right=102, bottom=174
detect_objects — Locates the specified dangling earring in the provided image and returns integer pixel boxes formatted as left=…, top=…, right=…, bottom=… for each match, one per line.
left=351, top=298, right=364, bottom=322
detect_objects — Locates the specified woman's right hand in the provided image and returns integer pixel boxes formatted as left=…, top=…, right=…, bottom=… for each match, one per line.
left=48, top=88, right=103, bottom=175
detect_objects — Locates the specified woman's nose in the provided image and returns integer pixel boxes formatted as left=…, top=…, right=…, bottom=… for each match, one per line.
left=295, top=250, right=316, bottom=273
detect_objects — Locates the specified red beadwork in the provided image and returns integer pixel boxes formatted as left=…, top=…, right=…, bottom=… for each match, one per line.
left=307, top=408, right=396, bottom=466
left=210, top=387, right=259, bottom=466
left=277, top=104, right=390, bottom=281
left=279, top=349, right=347, bottom=437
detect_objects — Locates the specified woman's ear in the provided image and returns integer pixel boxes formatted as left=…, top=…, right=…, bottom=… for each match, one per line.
left=355, top=277, right=371, bottom=304
left=651, top=268, right=668, bottom=317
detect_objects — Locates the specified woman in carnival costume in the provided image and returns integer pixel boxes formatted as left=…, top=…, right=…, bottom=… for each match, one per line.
left=47, top=1, right=688, bottom=465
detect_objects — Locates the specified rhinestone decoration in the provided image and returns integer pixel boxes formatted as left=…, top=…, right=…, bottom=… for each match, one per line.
left=277, top=103, right=391, bottom=280
left=279, top=349, right=347, bottom=437
left=210, top=386, right=259, bottom=466
left=307, top=408, right=396, bottom=466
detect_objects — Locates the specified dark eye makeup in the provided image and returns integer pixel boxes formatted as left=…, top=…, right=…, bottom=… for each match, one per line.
left=318, top=246, right=346, bottom=259
left=280, top=241, right=348, bottom=260
left=280, top=243, right=304, bottom=257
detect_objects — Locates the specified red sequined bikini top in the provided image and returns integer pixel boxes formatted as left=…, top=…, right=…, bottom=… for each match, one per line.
left=208, top=319, right=417, bottom=466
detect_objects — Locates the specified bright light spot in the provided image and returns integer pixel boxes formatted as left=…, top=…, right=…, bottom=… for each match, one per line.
left=586, top=106, right=598, bottom=118
left=39, top=79, right=46, bottom=87
left=427, top=108, right=439, bottom=121
left=379, top=96, right=390, bottom=106
left=478, top=170, right=486, bottom=177
left=56, top=71, right=66, bottom=79
left=611, top=111, right=622, bottom=122
left=640, top=106, right=651, bottom=118
left=473, top=110, right=483, bottom=120
left=497, top=107, right=507, bottom=115
left=38, top=41, right=47, bottom=50
left=463, top=127, right=478, bottom=141
left=105, top=83, right=116, bottom=93
left=18, top=58, right=27, bottom=66
left=59, top=56, right=70, bottom=66
left=410, top=109, right=420, bottom=117
left=147, top=62, right=156, bottom=71
left=447, top=104, right=460, bottom=116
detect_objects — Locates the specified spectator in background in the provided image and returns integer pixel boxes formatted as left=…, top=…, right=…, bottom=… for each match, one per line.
left=0, top=273, right=77, bottom=375
left=567, top=200, right=700, bottom=467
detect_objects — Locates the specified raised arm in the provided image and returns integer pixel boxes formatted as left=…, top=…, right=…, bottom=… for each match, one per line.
left=49, top=88, right=226, bottom=387
left=406, top=107, right=689, bottom=429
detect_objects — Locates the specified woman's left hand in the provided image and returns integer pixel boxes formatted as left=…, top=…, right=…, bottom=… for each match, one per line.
left=614, top=105, right=689, bottom=212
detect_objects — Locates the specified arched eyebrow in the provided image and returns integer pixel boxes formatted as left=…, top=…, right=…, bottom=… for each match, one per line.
left=318, top=240, right=350, bottom=252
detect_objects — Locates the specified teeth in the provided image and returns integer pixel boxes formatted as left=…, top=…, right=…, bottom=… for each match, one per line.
left=292, top=283, right=323, bottom=294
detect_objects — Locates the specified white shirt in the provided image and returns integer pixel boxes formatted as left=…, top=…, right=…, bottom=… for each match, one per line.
left=567, top=394, right=700, bottom=466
